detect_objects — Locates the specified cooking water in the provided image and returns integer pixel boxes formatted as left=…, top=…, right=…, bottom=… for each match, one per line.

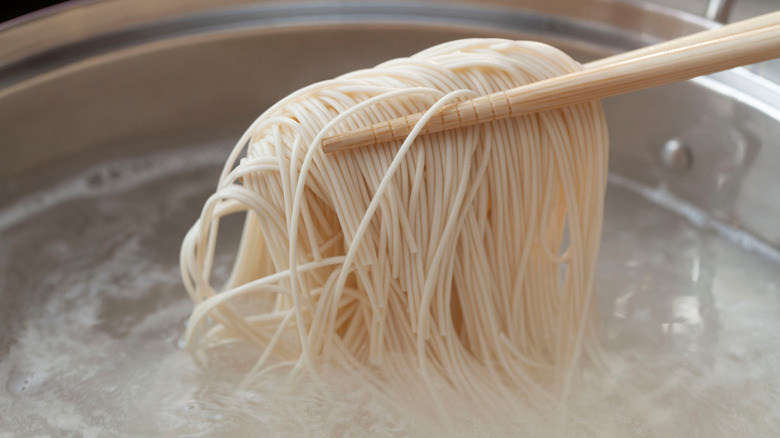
left=1, top=144, right=778, bottom=437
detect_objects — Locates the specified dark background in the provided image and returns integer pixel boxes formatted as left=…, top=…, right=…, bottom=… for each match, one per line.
left=1, top=0, right=68, bottom=24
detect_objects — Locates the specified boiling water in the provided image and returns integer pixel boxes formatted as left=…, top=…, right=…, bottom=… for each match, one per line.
left=1, top=144, right=779, bottom=437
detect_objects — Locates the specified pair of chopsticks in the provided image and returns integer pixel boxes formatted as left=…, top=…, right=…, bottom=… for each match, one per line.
left=322, top=11, right=780, bottom=153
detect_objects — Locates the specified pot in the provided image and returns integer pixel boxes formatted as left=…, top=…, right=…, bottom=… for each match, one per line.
left=1, top=1, right=778, bottom=436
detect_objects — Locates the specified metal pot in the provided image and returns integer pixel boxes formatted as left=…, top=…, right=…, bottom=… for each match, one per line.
left=1, top=1, right=778, bottom=436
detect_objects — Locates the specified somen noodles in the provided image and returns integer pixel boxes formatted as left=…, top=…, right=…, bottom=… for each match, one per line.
left=180, top=39, right=609, bottom=413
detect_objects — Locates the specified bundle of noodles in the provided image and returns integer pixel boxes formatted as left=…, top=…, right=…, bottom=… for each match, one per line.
left=180, top=39, right=608, bottom=411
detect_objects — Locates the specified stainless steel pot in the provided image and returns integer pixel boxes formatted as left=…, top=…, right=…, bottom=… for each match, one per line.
left=2, top=0, right=779, bottom=243
left=1, top=1, right=778, bottom=436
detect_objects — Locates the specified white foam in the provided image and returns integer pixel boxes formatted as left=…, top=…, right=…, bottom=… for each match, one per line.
left=0, top=144, right=227, bottom=231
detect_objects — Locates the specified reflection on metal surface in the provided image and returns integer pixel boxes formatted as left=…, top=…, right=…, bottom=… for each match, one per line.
left=0, top=0, right=719, bottom=67
left=660, top=138, right=694, bottom=172
left=705, top=0, right=736, bottom=23
left=0, top=2, right=648, bottom=91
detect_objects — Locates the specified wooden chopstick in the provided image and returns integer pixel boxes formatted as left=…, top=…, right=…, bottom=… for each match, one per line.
left=585, top=10, right=780, bottom=69
left=322, top=11, right=780, bottom=153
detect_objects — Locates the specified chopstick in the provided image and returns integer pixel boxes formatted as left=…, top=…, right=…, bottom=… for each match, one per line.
left=322, top=11, right=780, bottom=153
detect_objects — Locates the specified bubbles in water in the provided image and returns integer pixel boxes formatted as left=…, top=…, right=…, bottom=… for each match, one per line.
left=180, top=400, right=199, bottom=411
left=0, top=144, right=227, bottom=231
left=5, top=371, right=45, bottom=397
left=1, top=145, right=779, bottom=437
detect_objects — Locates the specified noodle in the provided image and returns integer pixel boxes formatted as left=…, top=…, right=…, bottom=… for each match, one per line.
left=180, top=39, right=609, bottom=413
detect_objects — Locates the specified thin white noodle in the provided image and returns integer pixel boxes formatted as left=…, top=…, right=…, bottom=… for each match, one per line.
left=180, top=38, right=608, bottom=414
